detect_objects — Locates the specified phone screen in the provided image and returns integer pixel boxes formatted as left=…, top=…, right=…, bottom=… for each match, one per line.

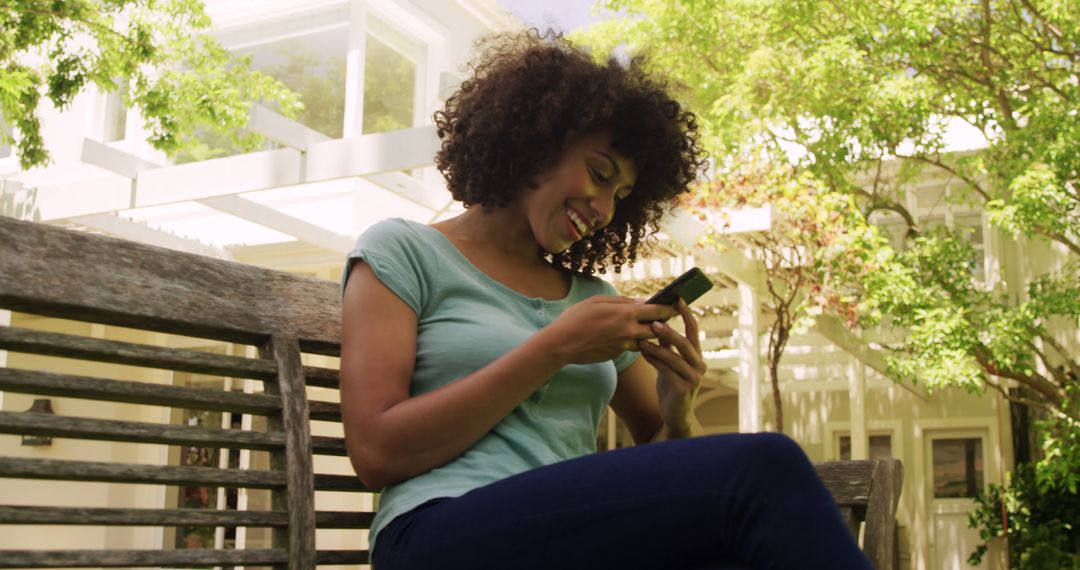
left=645, top=267, right=714, bottom=308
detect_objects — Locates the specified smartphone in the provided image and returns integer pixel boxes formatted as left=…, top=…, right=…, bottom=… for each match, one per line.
left=645, top=267, right=714, bottom=318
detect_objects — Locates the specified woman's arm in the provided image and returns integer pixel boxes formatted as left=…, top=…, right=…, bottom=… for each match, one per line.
left=339, top=262, right=675, bottom=489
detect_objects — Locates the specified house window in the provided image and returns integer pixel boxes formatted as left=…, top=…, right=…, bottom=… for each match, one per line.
left=953, top=213, right=986, bottom=281
left=181, top=4, right=352, bottom=163
left=241, top=24, right=350, bottom=139
left=932, top=437, right=984, bottom=498
left=363, top=14, right=419, bottom=133
left=103, top=86, right=128, bottom=143
left=839, top=434, right=893, bottom=460
left=0, top=120, right=11, bottom=159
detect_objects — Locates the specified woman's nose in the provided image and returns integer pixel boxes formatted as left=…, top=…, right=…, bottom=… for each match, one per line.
left=589, top=191, right=615, bottom=228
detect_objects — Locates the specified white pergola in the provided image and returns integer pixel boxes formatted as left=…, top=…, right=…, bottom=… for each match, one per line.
left=0, top=0, right=929, bottom=459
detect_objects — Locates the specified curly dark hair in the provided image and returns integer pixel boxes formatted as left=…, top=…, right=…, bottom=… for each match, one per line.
left=434, top=29, right=707, bottom=276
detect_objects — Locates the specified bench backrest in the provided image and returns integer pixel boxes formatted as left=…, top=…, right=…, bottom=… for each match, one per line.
left=0, top=216, right=366, bottom=568
left=0, top=216, right=901, bottom=569
left=815, top=458, right=903, bottom=569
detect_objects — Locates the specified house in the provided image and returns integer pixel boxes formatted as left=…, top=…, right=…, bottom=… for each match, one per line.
left=3, top=1, right=1067, bottom=568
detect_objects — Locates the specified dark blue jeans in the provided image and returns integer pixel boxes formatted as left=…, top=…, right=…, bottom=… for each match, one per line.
left=371, top=433, right=873, bottom=570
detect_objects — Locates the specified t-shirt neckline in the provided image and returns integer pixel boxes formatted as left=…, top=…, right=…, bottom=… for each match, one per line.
left=412, top=220, right=579, bottom=305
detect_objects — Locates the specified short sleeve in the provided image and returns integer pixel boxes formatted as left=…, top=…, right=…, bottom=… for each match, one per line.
left=598, top=279, right=641, bottom=372
left=341, top=219, right=434, bottom=315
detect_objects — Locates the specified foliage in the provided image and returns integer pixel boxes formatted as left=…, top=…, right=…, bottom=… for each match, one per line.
left=578, top=0, right=1079, bottom=417
left=174, top=34, right=415, bottom=161
left=969, top=411, right=1080, bottom=568
left=363, top=35, right=415, bottom=134
left=579, top=1, right=1079, bottom=561
left=0, top=0, right=301, bottom=169
left=686, top=162, right=890, bottom=431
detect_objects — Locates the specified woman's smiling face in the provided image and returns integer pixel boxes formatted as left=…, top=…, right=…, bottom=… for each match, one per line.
left=519, top=131, right=637, bottom=254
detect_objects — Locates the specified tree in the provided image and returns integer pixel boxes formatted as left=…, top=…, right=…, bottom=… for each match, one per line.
left=0, top=0, right=301, bottom=170
left=579, top=1, right=1078, bottom=564
left=685, top=163, right=888, bottom=433
left=580, top=0, right=1078, bottom=427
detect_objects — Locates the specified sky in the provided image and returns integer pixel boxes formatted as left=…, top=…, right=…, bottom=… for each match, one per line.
left=497, top=0, right=604, bottom=33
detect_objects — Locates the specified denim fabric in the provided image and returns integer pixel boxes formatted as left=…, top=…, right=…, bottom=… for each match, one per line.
left=371, top=433, right=873, bottom=570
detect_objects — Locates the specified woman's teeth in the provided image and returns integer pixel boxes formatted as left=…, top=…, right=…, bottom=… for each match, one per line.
left=567, top=208, right=588, bottom=236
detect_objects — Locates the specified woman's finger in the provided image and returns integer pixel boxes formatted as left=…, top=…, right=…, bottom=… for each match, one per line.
left=651, top=321, right=703, bottom=370
left=638, top=345, right=678, bottom=379
left=638, top=339, right=697, bottom=382
left=677, top=299, right=702, bottom=354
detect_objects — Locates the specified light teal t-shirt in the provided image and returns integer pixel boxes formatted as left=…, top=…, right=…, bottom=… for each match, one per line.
left=341, top=218, right=639, bottom=549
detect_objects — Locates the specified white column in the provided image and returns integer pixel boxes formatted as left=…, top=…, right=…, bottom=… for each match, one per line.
left=342, top=0, right=368, bottom=138
left=848, top=352, right=868, bottom=460
left=737, top=283, right=761, bottom=432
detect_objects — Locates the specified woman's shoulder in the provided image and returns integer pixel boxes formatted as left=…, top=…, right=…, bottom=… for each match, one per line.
left=352, top=218, right=436, bottom=253
left=359, top=217, right=427, bottom=240
left=572, top=272, right=623, bottom=299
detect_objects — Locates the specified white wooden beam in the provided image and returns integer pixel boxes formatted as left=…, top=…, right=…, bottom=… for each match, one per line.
left=305, top=125, right=441, bottom=181
left=248, top=104, right=331, bottom=151
left=342, top=0, right=367, bottom=139
left=69, top=214, right=233, bottom=260
left=362, top=172, right=450, bottom=211
left=660, top=209, right=766, bottom=290
left=45, top=127, right=442, bottom=222
left=813, top=315, right=929, bottom=400
left=737, top=284, right=762, bottom=432
left=81, top=138, right=161, bottom=179
left=135, top=148, right=303, bottom=208
left=849, top=351, right=869, bottom=460
left=198, top=195, right=354, bottom=254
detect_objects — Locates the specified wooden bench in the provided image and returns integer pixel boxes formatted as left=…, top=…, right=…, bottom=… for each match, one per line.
left=0, top=216, right=902, bottom=569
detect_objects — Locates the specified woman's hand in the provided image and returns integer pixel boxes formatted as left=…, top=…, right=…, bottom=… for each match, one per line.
left=540, top=296, right=676, bottom=366
left=637, top=299, right=706, bottom=434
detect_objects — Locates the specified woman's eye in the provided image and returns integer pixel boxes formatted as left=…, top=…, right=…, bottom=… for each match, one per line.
left=588, top=167, right=609, bottom=185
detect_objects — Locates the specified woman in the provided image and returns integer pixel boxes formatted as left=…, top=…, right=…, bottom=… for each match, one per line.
left=340, top=30, right=872, bottom=570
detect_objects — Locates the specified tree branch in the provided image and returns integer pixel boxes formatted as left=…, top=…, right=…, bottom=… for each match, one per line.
left=984, top=374, right=1058, bottom=413
left=1031, top=341, right=1070, bottom=387
left=975, top=347, right=1066, bottom=403
left=896, top=153, right=992, bottom=202
left=980, top=0, right=1019, bottom=131
left=1042, top=231, right=1080, bottom=257
left=1039, top=333, right=1080, bottom=381
left=983, top=375, right=1080, bottom=427
left=1018, top=0, right=1068, bottom=44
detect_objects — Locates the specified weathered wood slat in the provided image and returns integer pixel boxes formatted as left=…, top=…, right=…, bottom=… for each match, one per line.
left=0, top=506, right=283, bottom=527
left=0, top=457, right=285, bottom=488
left=0, top=368, right=281, bottom=415
left=313, top=473, right=370, bottom=492
left=308, top=400, right=341, bottom=422
left=0, top=326, right=277, bottom=380
left=316, top=550, right=370, bottom=565
left=0, top=549, right=286, bottom=568
left=299, top=340, right=341, bottom=359
left=311, top=435, right=347, bottom=456
left=863, top=458, right=903, bottom=570
left=0, top=505, right=374, bottom=528
left=813, top=460, right=874, bottom=506
left=304, top=365, right=340, bottom=389
left=268, top=336, right=317, bottom=570
left=0, top=412, right=283, bottom=450
left=0, top=216, right=341, bottom=348
left=316, top=510, right=375, bottom=528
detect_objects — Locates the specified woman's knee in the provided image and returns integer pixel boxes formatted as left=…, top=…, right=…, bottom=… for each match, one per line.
left=723, top=432, right=816, bottom=481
